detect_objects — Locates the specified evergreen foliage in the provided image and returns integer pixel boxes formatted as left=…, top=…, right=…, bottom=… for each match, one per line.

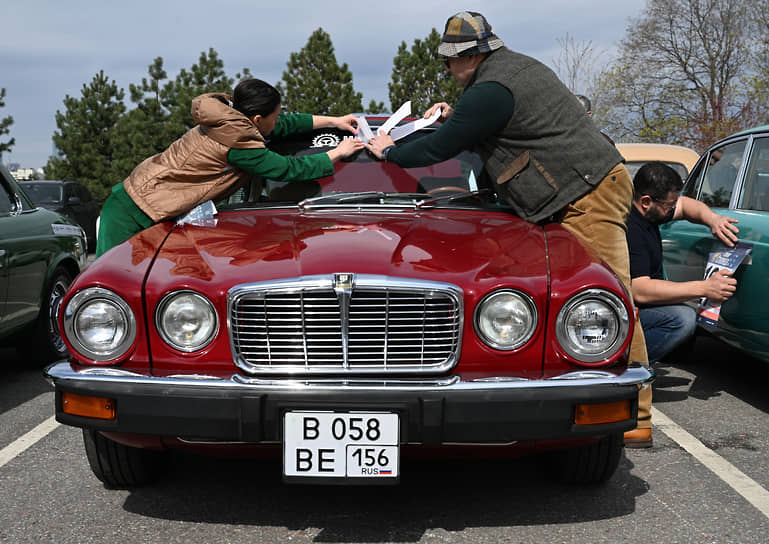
left=0, top=88, right=15, bottom=158
left=45, top=71, right=125, bottom=200
left=388, top=29, right=462, bottom=115
left=277, top=28, right=363, bottom=115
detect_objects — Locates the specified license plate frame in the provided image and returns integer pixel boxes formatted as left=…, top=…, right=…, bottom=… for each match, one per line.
left=283, top=411, right=399, bottom=482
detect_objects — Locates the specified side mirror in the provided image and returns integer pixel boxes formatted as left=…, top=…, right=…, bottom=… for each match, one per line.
left=67, top=196, right=81, bottom=206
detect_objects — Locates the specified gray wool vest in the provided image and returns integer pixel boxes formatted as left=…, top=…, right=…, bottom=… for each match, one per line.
left=470, top=48, right=623, bottom=223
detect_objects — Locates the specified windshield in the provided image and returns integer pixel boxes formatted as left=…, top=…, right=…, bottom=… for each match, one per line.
left=21, top=183, right=63, bottom=205
left=219, top=124, right=506, bottom=210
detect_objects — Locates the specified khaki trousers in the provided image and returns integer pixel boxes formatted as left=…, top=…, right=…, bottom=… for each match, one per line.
left=559, top=164, right=652, bottom=429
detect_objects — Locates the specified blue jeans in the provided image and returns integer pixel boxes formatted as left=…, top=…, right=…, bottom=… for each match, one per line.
left=638, top=304, right=697, bottom=363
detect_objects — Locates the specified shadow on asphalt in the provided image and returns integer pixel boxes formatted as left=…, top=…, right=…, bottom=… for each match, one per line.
left=119, top=452, right=648, bottom=538
left=0, top=347, right=54, bottom=416
left=651, top=333, right=769, bottom=414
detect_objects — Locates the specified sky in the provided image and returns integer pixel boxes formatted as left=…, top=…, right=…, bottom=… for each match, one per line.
left=0, top=0, right=645, bottom=169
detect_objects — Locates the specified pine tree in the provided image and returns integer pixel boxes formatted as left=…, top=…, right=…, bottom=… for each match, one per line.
left=388, top=29, right=462, bottom=115
left=45, top=71, right=125, bottom=200
left=0, top=88, right=15, bottom=159
left=278, top=28, right=363, bottom=115
left=365, top=99, right=386, bottom=114
left=109, top=57, right=175, bottom=182
left=162, top=48, right=236, bottom=134
left=110, top=49, right=245, bottom=183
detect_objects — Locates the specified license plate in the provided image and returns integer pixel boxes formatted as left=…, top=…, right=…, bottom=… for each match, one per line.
left=283, top=411, right=399, bottom=479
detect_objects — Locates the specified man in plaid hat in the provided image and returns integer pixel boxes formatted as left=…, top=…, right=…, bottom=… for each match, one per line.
left=367, top=11, right=653, bottom=448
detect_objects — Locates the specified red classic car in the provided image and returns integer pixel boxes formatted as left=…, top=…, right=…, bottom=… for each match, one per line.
left=45, top=118, right=652, bottom=487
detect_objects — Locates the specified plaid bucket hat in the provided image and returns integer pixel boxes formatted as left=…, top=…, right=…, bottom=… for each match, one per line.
left=437, top=11, right=504, bottom=57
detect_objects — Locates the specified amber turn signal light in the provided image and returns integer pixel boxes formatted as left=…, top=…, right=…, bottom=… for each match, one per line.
left=62, top=392, right=116, bottom=420
left=574, top=400, right=631, bottom=425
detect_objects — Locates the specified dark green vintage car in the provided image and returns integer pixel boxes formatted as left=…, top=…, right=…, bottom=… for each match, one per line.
left=661, top=125, right=769, bottom=362
left=0, top=164, right=86, bottom=362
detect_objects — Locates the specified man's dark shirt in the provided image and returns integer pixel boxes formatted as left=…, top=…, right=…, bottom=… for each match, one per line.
left=627, top=205, right=665, bottom=308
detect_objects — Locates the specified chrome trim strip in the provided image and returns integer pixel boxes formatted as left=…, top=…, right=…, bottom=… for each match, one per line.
left=45, top=362, right=653, bottom=392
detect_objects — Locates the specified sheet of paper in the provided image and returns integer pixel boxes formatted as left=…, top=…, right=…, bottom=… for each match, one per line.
left=377, top=101, right=411, bottom=137
left=356, top=116, right=375, bottom=144
left=388, top=107, right=442, bottom=142
left=696, top=242, right=753, bottom=328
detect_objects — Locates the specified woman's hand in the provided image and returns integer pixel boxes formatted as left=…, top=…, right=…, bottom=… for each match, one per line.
left=313, top=114, right=360, bottom=134
left=327, top=137, right=364, bottom=162
left=332, top=114, right=360, bottom=134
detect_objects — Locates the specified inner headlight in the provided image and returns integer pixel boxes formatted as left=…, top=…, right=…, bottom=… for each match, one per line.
left=475, top=290, right=537, bottom=350
left=156, top=291, right=218, bottom=352
left=556, top=289, right=629, bottom=363
left=63, top=287, right=136, bottom=361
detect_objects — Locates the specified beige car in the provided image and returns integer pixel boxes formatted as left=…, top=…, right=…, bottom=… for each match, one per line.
left=617, top=143, right=700, bottom=180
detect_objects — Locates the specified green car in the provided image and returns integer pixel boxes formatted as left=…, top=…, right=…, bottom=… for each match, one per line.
left=661, top=125, right=769, bottom=362
left=0, top=164, right=86, bottom=362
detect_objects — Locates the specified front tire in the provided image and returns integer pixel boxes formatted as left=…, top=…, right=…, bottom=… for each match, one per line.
left=82, top=429, right=165, bottom=488
left=552, top=432, right=623, bottom=484
left=20, top=267, right=72, bottom=363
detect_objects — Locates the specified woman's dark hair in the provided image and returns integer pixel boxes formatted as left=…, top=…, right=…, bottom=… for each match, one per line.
left=232, top=78, right=281, bottom=118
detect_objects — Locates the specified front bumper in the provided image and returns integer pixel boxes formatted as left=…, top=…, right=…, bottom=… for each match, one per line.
left=46, top=362, right=653, bottom=445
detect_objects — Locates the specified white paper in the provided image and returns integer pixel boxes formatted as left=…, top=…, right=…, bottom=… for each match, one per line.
left=377, top=101, right=412, bottom=137
left=389, top=107, right=443, bottom=142
left=356, top=116, right=375, bottom=144
left=357, top=101, right=442, bottom=144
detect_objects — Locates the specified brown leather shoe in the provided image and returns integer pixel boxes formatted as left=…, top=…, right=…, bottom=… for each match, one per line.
left=624, top=428, right=653, bottom=448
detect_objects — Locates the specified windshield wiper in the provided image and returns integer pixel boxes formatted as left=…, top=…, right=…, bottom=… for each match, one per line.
left=298, top=192, right=428, bottom=210
left=415, top=189, right=490, bottom=209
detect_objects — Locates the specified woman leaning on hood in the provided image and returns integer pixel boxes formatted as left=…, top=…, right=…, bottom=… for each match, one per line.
left=94, top=78, right=364, bottom=258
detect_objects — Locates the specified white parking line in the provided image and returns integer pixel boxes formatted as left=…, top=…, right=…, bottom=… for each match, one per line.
left=0, top=416, right=60, bottom=469
left=653, top=406, right=769, bottom=519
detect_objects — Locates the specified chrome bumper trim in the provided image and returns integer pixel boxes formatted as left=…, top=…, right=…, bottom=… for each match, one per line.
left=45, top=362, right=653, bottom=392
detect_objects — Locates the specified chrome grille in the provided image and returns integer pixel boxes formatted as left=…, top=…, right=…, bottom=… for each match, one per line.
left=228, top=275, right=463, bottom=375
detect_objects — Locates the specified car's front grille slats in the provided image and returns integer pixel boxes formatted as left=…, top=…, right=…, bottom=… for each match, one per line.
left=229, top=275, right=462, bottom=375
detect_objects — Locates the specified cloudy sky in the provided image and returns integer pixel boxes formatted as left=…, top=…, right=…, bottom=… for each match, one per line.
left=1, top=0, right=644, bottom=169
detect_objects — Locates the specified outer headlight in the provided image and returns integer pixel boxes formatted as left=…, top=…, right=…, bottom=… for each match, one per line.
left=556, top=289, right=630, bottom=363
left=155, top=291, right=218, bottom=352
left=474, top=290, right=537, bottom=350
left=63, top=287, right=137, bottom=361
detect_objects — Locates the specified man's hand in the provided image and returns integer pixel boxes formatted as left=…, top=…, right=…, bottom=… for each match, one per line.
left=703, top=269, right=737, bottom=302
left=709, top=213, right=739, bottom=247
left=365, top=134, right=396, bottom=160
left=425, top=102, right=453, bottom=121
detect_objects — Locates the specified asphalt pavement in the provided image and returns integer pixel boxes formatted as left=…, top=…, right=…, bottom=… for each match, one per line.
left=2, top=335, right=769, bottom=543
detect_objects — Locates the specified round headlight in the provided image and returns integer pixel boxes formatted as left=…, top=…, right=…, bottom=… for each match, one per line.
left=556, top=289, right=629, bottom=363
left=156, top=291, right=218, bottom=352
left=63, top=288, right=136, bottom=361
left=475, top=290, right=537, bottom=350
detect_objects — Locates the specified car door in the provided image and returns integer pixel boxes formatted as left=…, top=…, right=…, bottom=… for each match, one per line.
left=661, top=134, right=769, bottom=359
left=0, top=173, right=13, bottom=330
left=0, top=168, right=53, bottom=336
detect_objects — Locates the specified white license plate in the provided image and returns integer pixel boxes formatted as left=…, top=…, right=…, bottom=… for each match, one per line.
left=283, top=411, right=399, bottom=479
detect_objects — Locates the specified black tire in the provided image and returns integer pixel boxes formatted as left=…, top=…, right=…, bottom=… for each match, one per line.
left=19, top=267, right=73, bottom=364
left=552, top=432, right=623, bottom=484
left=82, top=429, right=165, bottom=488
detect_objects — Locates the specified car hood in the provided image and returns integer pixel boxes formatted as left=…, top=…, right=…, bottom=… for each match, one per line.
left=143, top=209, right=549, bottom=292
